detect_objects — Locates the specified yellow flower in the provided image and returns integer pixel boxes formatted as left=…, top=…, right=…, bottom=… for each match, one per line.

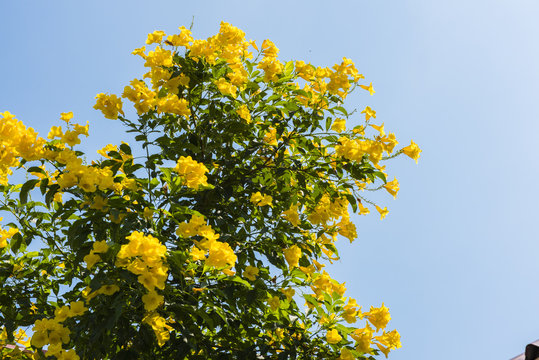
left=143, top=207, right=154, bottom=219
left=353, top=125, right=365, bottom=135
left=156, top=94, right=191, bottom=118
left=60, top=111, right=74, bottom=122
left=189, top=39, right=216, bottom=63
left=312, top=259, right=325, bottom=271
left=342, top=298, right=362, bottom=324
left=98, top=284, right=120, bottom=296
left=326, top=329, right=342, bottom=344
left=57, top=172, right=77, bottom=189
left=222, top=268, right=236, bottom=276
left=361, top=106, right=376, bottom=121
left=62, top=130, right=81, bottom=147
left=155, top=328, right=170, bottom=347
left=295, top=60, right=315, bottom=80
left=299, top=264, right=315, bottom=275
left=73, top=122, right=89, bottom=137
left=282, top=204, right=300, bottom=226
left=370, top=123, right=385, bottom=137
left=0, top=224, right=18, bottom=248
left=93, top=240, right=109, bottom=253
left=366, top=303, right=391, bottom=331
left=68, top=301, right=87, bottom=317
left=236, top=104, right=251, bottom=123
left=261, top=39, right=279, bottom=58
left=54, top=305, right=71, bottom=322
left=257, top=57, right=284, bottom=82
left=375, top=205, right=388, bottom=220
left=250, top=192, right=273, bottom=207
left=331, top=118, right=346, bottom=133
left=283, top=245, right=301, bottom=268
left=48, top=327, right=70, bottom=345
left=280, top=287, right=295, bottom=301
left=78, top=173, right=97, bottom=193
left=110, top=212, right=126, bottom=224
left=402, top=140, right=422, bottom=163
left=177, top=220, right=200, bottom=238
left=359, top=82, right=375, bottom=95
left=190, top=246, right=206, bottom=261
left=383, top=178, right=399, bottom=199
left=268, top=296, right=280, bottom=311
left=166, top=26, right=192, bottom=48
left=142, top=290, right=164, bottom=311
left=30, top=330, right=49, bottom=348
left=53, top=192, right=63, bottom=203
left=263, top=127, right=278, bottom=146
left=59, top=349, right=80, bottom=360
left=215, top=78, right=237, bottom=98
left=121, top=177, right=138, bottom=191
left=146, top=30, right=166, bottom=45
left=13, top=329, right=30, bottom=348
left=94, top=93, right=124, bottom=120
left=337, top=348, right=355, bottom=360
left=143, top=313, right=172, bottom=347
left=338, top=217, right=357, bottom=243
left=351, top=324, right=374, bottom=354
left=138, top=271, right=158, bottom=290
left=90, top=196, right=108, bottom=211
left=243, top=266, right=259, bottom=281
left=374, top=329, right=401, bottom=356
left=97, top=144, right=117, bottom=159
left=132, top=46, right=146, bottom=58
left=381, top=133, right=398, bottom=154
left=173, top=156, right=209, bottom=189
left=206, top=241, right=237, bottom=268
left=48, top=126, right=63, bottom=139
left=83, top=252, right=101, bottom=269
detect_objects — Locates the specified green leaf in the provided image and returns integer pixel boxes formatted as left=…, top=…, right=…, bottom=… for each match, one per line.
left=344, top=193, right=358, bottom=213
left=20, top=179, right=39, bottom=204
left=119, top=143, right=132, bottom=156
left=226, top=276, right=251, bottom=287
left=26, top=166, right=46, bottom=175
left=9, top=232, right=24, bottom=254
left=325, top=117, right=332, bottom=132
left=45, top=184, right=61, bottom=206
left=284, top=61, right=295, bottom=76
left=333, top=106, right=348, bottom=116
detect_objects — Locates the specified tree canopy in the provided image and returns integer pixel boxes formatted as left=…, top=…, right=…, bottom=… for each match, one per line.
left=0, top=22, right=420, bottom=359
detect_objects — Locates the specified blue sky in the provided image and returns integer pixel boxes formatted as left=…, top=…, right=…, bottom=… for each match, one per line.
left=2, top=1, right=539, bottom=358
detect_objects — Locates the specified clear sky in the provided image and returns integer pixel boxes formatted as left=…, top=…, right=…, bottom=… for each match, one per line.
left=2, top=1, right=539, bottom=359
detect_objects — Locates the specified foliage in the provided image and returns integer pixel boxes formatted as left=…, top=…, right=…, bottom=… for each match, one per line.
left=0, top=22, right=421, bottom=359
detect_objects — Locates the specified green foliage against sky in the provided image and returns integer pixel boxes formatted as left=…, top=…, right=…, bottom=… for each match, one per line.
left=0, top=22, right=419, bottom=359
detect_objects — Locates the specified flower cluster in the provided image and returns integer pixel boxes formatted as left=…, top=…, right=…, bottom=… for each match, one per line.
left=177, top=215, right=237, bottom=272
left=116, top=231, right=168, bottom=293
left=327, top=58, right=364, bottom=98
left=173, top=156, right=209, bottom=189
left=83, top=240, right=109, bottom=269
left=0, top=218, right=18, bottom=249
left=93, top=93, right=124, bottom=120
left=306, top=271, right=402, bottom=358
left=30, top=301, right=88, bottom=359
left=250, top=191, right=273, bottom=207
left=142, top=312, right=173, bottom=347
left=0, top=111, right=45, bottom=184
left=258, top=39, right=284, bottom=82
left=0, top=21, right=421, bottom=359
left=53, top=148, right=117, bottom=193
left=116, top=231, right=170, bottom=345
